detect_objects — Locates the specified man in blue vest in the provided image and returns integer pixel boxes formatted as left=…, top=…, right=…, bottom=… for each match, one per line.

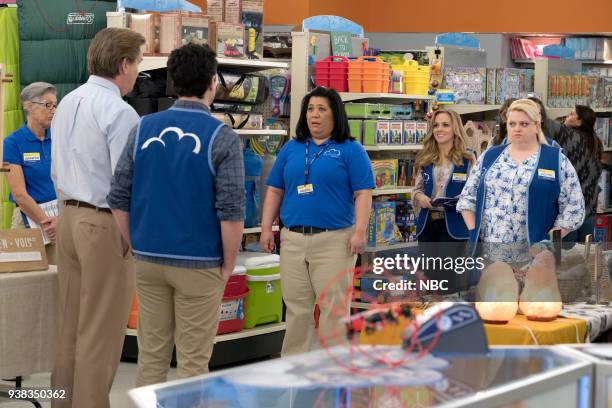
left=107, top=44, right=245, bottom=385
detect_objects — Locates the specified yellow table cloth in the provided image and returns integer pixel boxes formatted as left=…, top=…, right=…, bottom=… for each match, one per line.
left=359, top=314, right=587, bottom=346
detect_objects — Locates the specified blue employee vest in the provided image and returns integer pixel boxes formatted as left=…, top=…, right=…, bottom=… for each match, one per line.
left=468, top=144, right=561, bottom=255
left=130, top=107, right=225, bottom=261
left=415, top=158, right=470, bottom=239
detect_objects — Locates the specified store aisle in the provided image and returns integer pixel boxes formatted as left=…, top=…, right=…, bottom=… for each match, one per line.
left=0, top=362, right=176, bottom=408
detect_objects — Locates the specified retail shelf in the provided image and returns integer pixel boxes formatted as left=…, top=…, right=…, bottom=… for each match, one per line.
left=446, top=104, right=502, bottom=115
left=350, top=302, right=377, bottom=310
left=597, top=208, right=612, bottom=214
left=139, top=55, right=290, bottom=72
left=339, top=93, right=434, bottom=103
left=514, top=59, right=612, bottom=65
left=365, top=241, right=418, bottom=252
left=372, top=187, right=414, bottom=196
left=364, top=145, right=423, bottom=151
left=243, top=225, right=280, bottom=234
left=234, top=129, right=287, bottom=136
left=548, top=107, right=611, bottom=119
left=126, top=322, right=286, bottom=343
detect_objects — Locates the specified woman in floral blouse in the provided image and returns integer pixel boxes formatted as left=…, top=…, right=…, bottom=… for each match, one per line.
left=457, top=99, right=585, bottom=269
left=413, top=109, right=474, bottom=291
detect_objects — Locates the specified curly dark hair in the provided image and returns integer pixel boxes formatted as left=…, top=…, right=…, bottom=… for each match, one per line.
left=295, top=87, right=353, bottom=143
left=167, top=43, right=217, bottom=98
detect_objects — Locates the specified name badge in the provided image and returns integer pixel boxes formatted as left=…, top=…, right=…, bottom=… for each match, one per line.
left=537, top=169, right=556, bottom=180
left=23, top=152, right=41, bottom=162
left=452, top=173, right=467, bottom=182
left=297, top=184, right=314, bottom=195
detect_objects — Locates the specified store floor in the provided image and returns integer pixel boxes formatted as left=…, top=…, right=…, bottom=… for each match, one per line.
left=0, top=362, right=176, bottom=408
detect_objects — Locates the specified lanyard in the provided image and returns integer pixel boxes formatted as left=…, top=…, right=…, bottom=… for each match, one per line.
left=304, top=140, right=331, bottom=184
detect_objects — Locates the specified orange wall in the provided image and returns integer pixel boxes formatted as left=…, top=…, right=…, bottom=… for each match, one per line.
left=264, top=0, right=612, bottom=33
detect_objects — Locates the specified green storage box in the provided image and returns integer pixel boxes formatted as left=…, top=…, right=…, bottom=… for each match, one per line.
left=345, top=103, right=370, bottom=118
left=348, top=120, right=363, bottom=142
left=244, top=255, right=282, bottom=328
left=377, top=103, right=393, bottom=119
left=363, top=120, right=377, bottom=145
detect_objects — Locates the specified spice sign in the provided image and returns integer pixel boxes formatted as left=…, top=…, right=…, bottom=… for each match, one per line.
left=331, top=31, right=353, bottom=57
left=0, top=229, right=48, bottom=273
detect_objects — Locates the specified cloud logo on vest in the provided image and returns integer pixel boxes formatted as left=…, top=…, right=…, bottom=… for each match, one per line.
left=324, top=148, right=341, bottom=158
left=142, top=127, right=201, bottom=154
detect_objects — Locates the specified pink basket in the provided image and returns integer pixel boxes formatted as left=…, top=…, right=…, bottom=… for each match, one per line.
left=315, top=56, right=349, bottom=92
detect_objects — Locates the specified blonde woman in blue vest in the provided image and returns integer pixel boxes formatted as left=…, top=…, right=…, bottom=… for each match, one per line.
left=413, top=109, right=474, bottom=292
left=457, top=99, right=584, bottom=286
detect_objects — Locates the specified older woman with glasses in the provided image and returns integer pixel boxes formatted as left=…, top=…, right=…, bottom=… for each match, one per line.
left=457, top=99, right=584, bottom=271
left=3, top=82, right=58, bottom=263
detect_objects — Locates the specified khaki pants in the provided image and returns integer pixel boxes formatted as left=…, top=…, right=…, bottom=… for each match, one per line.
left=135, top=260, right=225, bottom=386
left=12, top=206, right=57, bottom=265
left=51, top=205, right=134, bottom=408
left=280, top=227, right=356, bottom=356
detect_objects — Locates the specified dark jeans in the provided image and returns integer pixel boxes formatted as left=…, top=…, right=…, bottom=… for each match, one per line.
left=417, top=218, right=467, bottom=293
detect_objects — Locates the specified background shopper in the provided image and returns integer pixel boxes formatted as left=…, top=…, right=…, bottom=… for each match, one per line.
left=3, top=82, right=58, bottom=263
left=50, top=28, right=144, bottom=408
left=458, top=99, right=584, bottom=268
left=108, top=43, right=244, bottom=385
left=260, top=87, right=374, bottom=356
left=556, top=105, right=603, bottom=246
left=413, top=109, right=474, bottom=291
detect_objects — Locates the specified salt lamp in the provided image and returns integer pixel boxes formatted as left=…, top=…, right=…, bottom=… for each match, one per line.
left=475, top=261, right=519, bottom=324
left=519, top=249, right=562, bottom=321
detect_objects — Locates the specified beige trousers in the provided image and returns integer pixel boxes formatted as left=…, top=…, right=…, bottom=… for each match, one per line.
left=279, top=227, right=356, bottom=356
left=134, top=260, right=225, bottom=386
left=51, top=205, right=134, bottom=408
left=11, top=206, right=56, bottom=265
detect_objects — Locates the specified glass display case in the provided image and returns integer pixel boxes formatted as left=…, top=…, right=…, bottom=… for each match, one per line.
left=129, top=345, right=591, bottom=408
left=561, top=344, right=612, bottom=408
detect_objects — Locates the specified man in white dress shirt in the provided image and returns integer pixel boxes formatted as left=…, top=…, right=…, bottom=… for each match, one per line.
left=50, top=28, right=144, bottom=408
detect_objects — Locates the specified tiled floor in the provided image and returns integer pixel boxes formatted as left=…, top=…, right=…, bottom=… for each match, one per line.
left=0, top=362, right=174, bottom=408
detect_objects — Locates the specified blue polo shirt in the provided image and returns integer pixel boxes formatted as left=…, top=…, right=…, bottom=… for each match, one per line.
left=267, top=138, right=375, bottom=229
left=3, top=124, right=56, bottom=204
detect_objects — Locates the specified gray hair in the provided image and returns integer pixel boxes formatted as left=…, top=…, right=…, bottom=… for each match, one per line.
left=21, top=82, right=56, bottom=109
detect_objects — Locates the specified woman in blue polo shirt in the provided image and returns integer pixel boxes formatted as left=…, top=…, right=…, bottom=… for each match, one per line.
left=413, top=109, right=474, bottom=291
left=3, top=82, right=58, bottom=263
left=260, top=87, right=374, bottom=356
left=457, top=99, right=584, bottom=284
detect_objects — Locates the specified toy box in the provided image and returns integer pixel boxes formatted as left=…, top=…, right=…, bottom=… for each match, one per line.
left=159, top=12, right=209, bottom=54
left=367, top=201, right=397, bottom=246
left=376, top=121, right=390, bottom=145
left=206, top=0, right=224, bottom=22
left=129, top=13, right=159, bottom=55
left=416, top=121, right=428, bottom=144
left=224, top=0, right=242, bottom=24
left=397, top=159, right=415, bottom=187
left=442, top=67, right=486, bottom=105
left=388, top=121, right=403, bottom=145
left=210, top=22, right=245, bottom=58
left=242, top=0, right=264, bottom=12
left=372, top=159, right=398, bottom=189
left=403, top=120, right=417, bottom=144
left=242, top=11, right=263, bottom=60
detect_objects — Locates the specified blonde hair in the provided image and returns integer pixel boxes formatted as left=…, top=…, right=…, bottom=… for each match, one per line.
left=415, top=109, right=474, bottom=172
left=507, top=99, right=548, bottom=144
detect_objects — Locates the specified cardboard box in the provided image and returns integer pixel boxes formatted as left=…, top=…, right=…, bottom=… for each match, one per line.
left=241, top=11, right=263, bottom=60
left=403, top=120, right=417, bottom=144
left=224, top=0, right=242, bottom=24
left=242, top=0, right=264, bottom=12
left=206, top=0, right=224, bottom=22
left=376, top=121, right=390, bottom=145
left=372, top=159, right=398, bottom=189
left=0, top=229, right=48, bottom=273
left=210, top=22, right=245, bottom=58
left=129, top=13, right=159, bottom=55
left=367, top=201, right=397, bottom=246
left=363, top=120, right=377, bottom=145
left=416, top=121, right=428, bottom=144
left=388, top=121, right=403, bottom=145
left=159, top=12, right=209, bottom=54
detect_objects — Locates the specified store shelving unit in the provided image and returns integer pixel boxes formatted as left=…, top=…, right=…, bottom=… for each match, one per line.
left=234, top=129, right=287, bottom=136
left=446, top=104, right=502, bottom=115
left=243, top=225, right=280, bottom=234
left=365, top=241, right=418, bottom=252
left=372, top=187, right=414, bottom=196
left=339, top=92, right=435, bottom=103
left=363, top=145, right=423, bottom=151
left=139, top=55, right=290, bottom=73
left=515, top=58, right=612, bottom=65
left=126, top=322, right=286, bottom=343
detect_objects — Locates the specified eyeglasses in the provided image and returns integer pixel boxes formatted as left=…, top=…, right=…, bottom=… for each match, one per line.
left=31, top=101, right=57, bottom=110
left=507, top=121, right=533, bottom=129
